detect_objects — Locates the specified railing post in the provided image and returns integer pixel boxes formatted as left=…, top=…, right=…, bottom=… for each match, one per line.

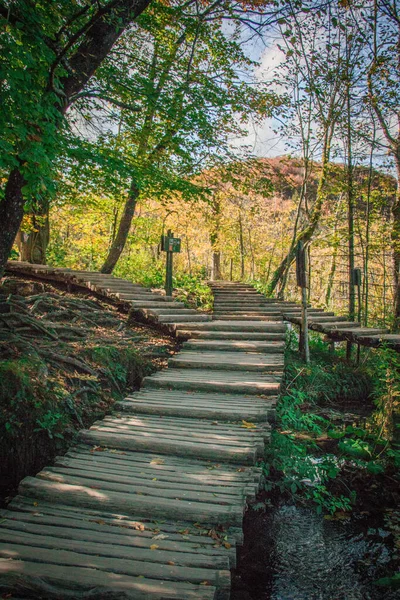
left=296, top=241, right=310, bottom=363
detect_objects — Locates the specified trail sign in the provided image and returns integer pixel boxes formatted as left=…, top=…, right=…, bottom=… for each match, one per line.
left=161, top=230, right=181, bottom=296
left=161, top=235, right=181, bottom=253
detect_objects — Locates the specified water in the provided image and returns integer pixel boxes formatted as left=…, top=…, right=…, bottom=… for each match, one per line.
left=233, top=504, right=399, bottom=600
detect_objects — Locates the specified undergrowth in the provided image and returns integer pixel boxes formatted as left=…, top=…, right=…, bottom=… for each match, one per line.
left=115, top=262, right=213, bottom=311
left=264, top=332, right=400, bottom=516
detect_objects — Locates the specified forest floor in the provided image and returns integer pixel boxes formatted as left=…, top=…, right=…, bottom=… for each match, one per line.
left=0, top=275, right=178, bottom=506
left=232, top=339, right=400, bottom=599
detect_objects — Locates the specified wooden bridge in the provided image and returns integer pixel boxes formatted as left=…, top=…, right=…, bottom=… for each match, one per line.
left=0, top=264, right=289, bottom=600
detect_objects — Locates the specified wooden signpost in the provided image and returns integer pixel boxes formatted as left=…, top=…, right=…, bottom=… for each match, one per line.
left=161, top=229, right=181, bottom=297
left=296, top=240, right=310, bottom=363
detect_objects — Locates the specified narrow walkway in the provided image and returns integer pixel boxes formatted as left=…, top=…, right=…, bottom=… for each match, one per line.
left=0, top=267, right=286, bottom=599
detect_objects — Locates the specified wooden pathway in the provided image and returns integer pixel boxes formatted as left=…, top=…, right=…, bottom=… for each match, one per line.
left=280, top=306, right=400, bottom=353
left=0, top=266, right=287, bottom=599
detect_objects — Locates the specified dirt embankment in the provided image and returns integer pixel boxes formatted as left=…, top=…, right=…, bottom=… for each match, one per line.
left=0, top=276, right=178, bottom=505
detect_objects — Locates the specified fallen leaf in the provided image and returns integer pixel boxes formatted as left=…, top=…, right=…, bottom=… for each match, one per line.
left=150, top=458, right=165, bottom=465
left=224, top=542, right=232, bottom=549
left=90, top=519, right=106, bottom=525
left=241, top=420, right=257, bottom=429
left=33, top=502, right=38, bottom=507
left=167, top=561, right=175, bottom=565
left=200, top=581, right=210, bottom=586
left=150, top=544, right=159, bottom=550
left=91, top=445, right=106, bottom=452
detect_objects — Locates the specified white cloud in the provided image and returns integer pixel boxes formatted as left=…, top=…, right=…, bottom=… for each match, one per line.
left=231, top=39, right=288, bottom=158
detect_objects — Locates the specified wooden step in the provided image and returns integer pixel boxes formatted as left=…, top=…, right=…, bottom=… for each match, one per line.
left=173, top=321, right=286, bottom=332
left=130, top=301, right=185, bottom=308
left=0, top=542, right=223, bottom=599
left=183, top=339, right=285, bottom=353
left=177, top=330, right=286, bottom=341
left=169, top=351, right=284, bottom=372
left=157, top=314, right=212, bottom=323
left=116, top=389, right=276, bottom=421
left=144, top=368, right=281, bottom=396
left=212, top=315, right=282, bottom=321
left=17, top=474, right=245, bottom=527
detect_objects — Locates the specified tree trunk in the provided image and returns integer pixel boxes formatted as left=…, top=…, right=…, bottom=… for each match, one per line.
left=211, top=251, right=222, bottom=281
left=238, top=213, right=245, bottom=280
left=100, top=181, right=139, bottom=274
left=16, top=201, right=50, bottom=264
left=392, top=178, right=400, bottom=330
left=267, top=132, right=332, bottom=296
left=0, top=169, right=26, bottom=277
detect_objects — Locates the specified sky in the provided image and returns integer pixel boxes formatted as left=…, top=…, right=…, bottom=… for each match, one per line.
left=242, top=40, right=287, bottom=158
left=231, top=35, right=289, bottom=159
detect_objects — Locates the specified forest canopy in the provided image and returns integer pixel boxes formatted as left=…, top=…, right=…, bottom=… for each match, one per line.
left=1, top=0, right=400, bottom=329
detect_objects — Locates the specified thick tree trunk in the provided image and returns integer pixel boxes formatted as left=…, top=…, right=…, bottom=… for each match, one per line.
left=100, top=181, right=139, bottom=274
left=211, top=251, right=222, bottom=281
left=0, top=169, right=26, bottom=277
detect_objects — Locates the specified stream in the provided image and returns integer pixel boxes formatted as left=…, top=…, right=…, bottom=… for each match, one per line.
left=232, top=503, right=399, bottom=600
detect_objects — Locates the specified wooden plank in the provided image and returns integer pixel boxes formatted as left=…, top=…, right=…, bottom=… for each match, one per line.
left=79, top=429, right=261, bottom=464
left=0, top=558, right=217, bottom=599
left=0, top=542, right=231, bottom=591
left=6, top=499, right=243, bottom=547
left=98, top=415, right=268, bottom=437
left=35, top=468, right=252, bottom=504
left=182, top=339, right=285, bottom=352
left=18, top=477, right=245, bottom=526
left=48, top=461, right=259, bottom=499
left=0, top=527, right=230, bottom=570
left=65, top=446, right=262, bottom=480
left=0, top=514, right=236, bottom=565
left=175, top=321, right=286, bottom=332
left=176, top=330, right=285, bottom=340
left=169, top=351, right=284, bottom=371
left=115, top=399, right=272, bottom=421
left=144, top=368, right=281, bottom=396
left=124, top=387, right=276, bottom=406
left=356, top=333, right=400, bottom=350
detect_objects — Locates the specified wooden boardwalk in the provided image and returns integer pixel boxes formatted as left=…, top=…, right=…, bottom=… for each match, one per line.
left=280, top=307, right=400, bottom=353
left=0, top=266, right=287, bottom=599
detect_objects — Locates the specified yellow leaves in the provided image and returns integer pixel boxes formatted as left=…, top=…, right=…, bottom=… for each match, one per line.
left=223, top=542, right=232, bottom=549
left=150, top=458, right=165, bottom=465
left=241, top=420, right=257, bottom=429
left=150, top=544, right=159, bottom=550
left=33, top=502, right=38, bottom=507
